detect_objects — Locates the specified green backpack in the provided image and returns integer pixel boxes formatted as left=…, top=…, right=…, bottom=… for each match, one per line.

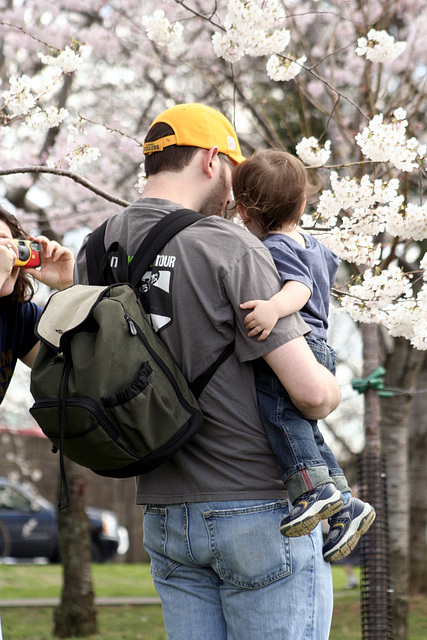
left=30, top=210, right=234, bottom=507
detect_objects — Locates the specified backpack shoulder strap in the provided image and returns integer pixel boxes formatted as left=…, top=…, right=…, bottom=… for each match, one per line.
left=189, top=339, right=235, bottom=399
left=85, top=209, right=204, bottom=286
left=85, top=220, right=129, bottom=285
left=85, top=219, right=108, bottom=285
left=128, top=209, right=203, bottom=285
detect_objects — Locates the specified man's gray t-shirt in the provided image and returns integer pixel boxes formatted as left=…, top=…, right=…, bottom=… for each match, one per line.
left=75, top=198, right=309, bottom=504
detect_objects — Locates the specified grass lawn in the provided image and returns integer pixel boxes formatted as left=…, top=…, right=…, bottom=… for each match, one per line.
left=0, top=564, right=426, bottom=639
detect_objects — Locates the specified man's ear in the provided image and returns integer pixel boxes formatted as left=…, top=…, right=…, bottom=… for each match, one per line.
left=202, top=146, right=219, bottom=178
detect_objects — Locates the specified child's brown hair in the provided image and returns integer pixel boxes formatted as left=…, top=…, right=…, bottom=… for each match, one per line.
left=232, top=149, right=321, bottom=234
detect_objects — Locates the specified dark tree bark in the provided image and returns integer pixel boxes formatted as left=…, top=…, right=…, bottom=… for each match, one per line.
left=359, top=324, right=392, bottom=639
left=409, top=352, right=427, bottom=596
left=53, top=460, right=97, bottom=638
left=380, top=336, right=425, bottom=639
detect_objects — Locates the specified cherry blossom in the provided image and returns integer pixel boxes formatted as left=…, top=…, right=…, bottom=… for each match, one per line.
left=356, top=29, right=406, bottom=64
left=296, top=137, right=332, bottom=168
left=266, top=55, right=306, bottom=82
left=141, top=10, right=184, bottom=51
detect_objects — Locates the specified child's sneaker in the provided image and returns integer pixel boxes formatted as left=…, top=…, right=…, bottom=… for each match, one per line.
left=323, top=497, right=376, bottom=563
left=280, top=482, right=344, bottom=537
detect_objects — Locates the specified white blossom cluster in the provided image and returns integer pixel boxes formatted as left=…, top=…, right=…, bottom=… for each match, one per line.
left=387, top=202, right=427, bottom=241
left=307, top=166, right=427, bottom=345
left=313, top=170, right=427, bottom=263
left=420, top=253, right=427, bottom=276
left=212, top=0, right=290, bottom=63
left=339, top=266, right=412, bottom=320
left=319, top=226, right=381, bottom=266
left=21, top=106, right=69, bottom=131
left=136, top=168, right=147, bottom=194
left=312, top=173, right=400, bottom=264
left=63, top=145, right=101, bottom=172
left=38, top=46, right=83, bottom=73
left=2, top=75, right=36, bottom=116
left=337, top=266, right=427, bottom=350
left=141, top=10, right=184, bottom=51
left=266, top=54, right=306, bottom=82
left=316, top=171, right=403, bottom=230
left=295, top=136, right=331, bottom=167
left=355, top=29, right=406, bottom=64
left=355, top=109, right=426, bottom=172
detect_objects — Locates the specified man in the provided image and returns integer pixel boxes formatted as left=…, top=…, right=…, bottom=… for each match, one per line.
left=75, top=103, right=340, bottom=639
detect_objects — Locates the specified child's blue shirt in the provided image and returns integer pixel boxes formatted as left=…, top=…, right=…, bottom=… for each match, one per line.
left=263, top=233, right=339, bottom=339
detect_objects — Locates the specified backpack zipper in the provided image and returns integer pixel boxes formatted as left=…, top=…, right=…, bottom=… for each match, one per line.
left=32, top=397, right=139, bottom=458
left=124, top=313, right=196, bottom=415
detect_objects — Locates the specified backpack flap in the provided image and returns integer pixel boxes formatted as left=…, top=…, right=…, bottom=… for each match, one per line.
left=36, top=285, right=108, bottom=350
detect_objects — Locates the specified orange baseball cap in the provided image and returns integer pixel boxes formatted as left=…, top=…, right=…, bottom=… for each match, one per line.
left=143, top=103, right=245, bottom=164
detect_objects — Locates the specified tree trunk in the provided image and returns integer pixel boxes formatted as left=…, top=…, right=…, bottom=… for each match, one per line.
left=362, top=324, right=382, bottom=454
left=380, top=337, right=425, bottom=639
left=359, top=324, right=393, bottom=639
left=53, top=460, right=97, bottom=638
left=409, top=352, right=427, bottom=595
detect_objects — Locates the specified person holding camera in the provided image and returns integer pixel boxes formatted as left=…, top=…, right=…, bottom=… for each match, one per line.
left=0, top=207, right=74, bottom=403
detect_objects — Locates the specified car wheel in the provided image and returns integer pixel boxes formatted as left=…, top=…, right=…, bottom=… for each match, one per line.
left=91, top=541, right=105, bottom=563
left=49, top=547, right=60, bottom=563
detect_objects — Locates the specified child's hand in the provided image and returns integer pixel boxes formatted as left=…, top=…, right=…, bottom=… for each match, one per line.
left=240, top=299, right=280, bottom=341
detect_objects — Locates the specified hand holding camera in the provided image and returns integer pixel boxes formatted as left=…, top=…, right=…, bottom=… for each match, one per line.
left=12, top=239, right=42, bottom=268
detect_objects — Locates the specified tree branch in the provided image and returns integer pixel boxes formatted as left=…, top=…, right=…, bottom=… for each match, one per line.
left=0, top=167, right=130, bottom=208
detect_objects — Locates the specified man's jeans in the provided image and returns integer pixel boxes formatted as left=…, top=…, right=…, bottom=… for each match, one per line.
left=255, top=335, right=350, bottom=503
left=143, top=500, right=333, bottom=639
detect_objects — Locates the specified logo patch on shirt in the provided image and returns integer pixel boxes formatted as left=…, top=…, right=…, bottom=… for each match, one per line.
left=138, top=254, right=177, bottom=332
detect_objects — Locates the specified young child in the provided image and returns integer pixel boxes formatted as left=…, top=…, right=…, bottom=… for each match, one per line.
left=232, top=150, right=375, bottom=562
left=0, top=207, right=74, bottom=403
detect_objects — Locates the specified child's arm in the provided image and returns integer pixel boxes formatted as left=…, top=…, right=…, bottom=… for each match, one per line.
left=240, top=280, right=311, bottom=341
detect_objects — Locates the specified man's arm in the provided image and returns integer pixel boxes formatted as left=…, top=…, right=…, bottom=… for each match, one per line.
left=263, top=335, right=340, bottom=419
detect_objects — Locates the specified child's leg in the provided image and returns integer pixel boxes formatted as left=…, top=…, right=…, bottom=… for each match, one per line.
left=303, top=338, right=376, bottom=561
left=255, top=360, right=336, bottom=502
left=304, top=336, right=351, bottom=498
left=254, top=360, right=344, bottom=536
left=311, top=420, right=351, bottom=497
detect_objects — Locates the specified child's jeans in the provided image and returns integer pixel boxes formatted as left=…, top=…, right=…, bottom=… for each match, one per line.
left=255, top=334, right=350, bottom=504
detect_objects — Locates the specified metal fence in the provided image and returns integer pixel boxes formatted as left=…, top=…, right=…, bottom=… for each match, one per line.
left=358, top=452, right=394, bottom=639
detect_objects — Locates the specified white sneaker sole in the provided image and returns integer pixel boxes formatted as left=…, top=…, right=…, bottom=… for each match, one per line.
left=323, top=505, right=376, bottom=563
left=280, top=490, right=344, bottom=537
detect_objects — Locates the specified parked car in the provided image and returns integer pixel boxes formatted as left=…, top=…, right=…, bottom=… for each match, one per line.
left=0, top=477, right=129, bottom=562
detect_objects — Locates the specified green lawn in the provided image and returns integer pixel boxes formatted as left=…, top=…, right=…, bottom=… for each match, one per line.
left=0, top=564, right=426, bottom=639
left=0, top=562, right=157, bottom=600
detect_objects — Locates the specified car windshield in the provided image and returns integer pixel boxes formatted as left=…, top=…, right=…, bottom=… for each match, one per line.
left=0, top=485, right=32, bottom=511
